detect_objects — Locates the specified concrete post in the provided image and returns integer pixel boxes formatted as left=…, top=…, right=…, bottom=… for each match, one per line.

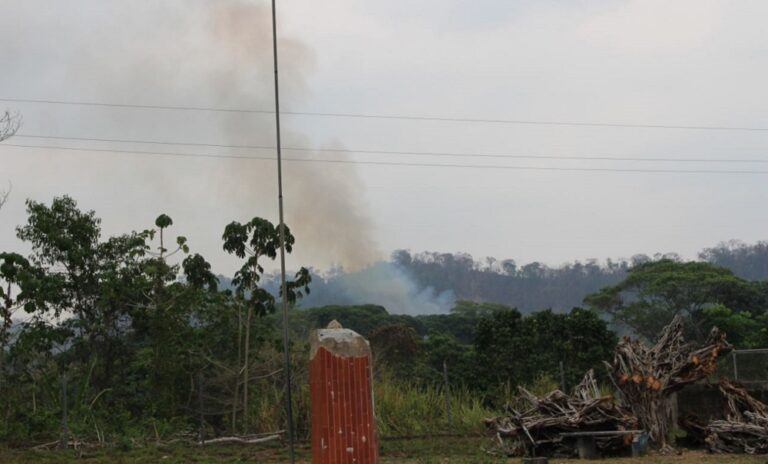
left=310, top=320, right=378, bottom=464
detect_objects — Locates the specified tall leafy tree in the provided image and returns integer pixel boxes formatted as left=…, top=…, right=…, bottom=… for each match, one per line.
left=585, top=259, right=766, bottom=342
left=222, top=217, right=310, bottom=432
left=16, top=196, right=152, bottom=389
left=126, top=213, right=216, bottom=416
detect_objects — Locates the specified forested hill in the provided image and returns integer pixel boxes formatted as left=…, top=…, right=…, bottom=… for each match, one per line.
left=391, top=241, right=768, bottom=313
left=391, top=250, right=630, bottom=312
left=239, top=241, right=768, bottom=315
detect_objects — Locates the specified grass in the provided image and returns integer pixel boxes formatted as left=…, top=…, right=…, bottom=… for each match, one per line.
left=1, top=377, right=762, bottom=463
left=1, top=437, right=767, bottom=463
left=374, top=378, right=493, bottom=436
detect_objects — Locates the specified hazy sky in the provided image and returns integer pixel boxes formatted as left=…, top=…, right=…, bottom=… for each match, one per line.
left=1, top=0, right=767, bottom=276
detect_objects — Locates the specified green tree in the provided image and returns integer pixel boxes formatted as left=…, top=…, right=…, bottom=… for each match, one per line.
left=221, top=217, right=310, bottom=432
left=473, top=307, right=615, bottom=396
left=126, top=214, right=215, bottom=417
left=16, top=196, right=152, bottom=389
left=584, top=259, right=766, bottom=342
left=0, top=252, right=41, bottom=396
left=11, top=198, right=218, bottom=420
left=701, top=304, right=768, bottom=349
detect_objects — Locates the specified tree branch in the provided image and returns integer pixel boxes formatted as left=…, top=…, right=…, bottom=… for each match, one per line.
left=0, top=112, right=20, bottom=142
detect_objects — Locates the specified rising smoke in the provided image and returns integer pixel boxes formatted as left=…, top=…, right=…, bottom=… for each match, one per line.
left=202, top=1, right=453, bottom=312
left=257, top=262, right=456, bottom=315
left=2, top=0, right=453, bottom=314
left=204, top=1, right=380, bottom=271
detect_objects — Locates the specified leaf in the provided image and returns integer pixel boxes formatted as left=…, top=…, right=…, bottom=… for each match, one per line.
left=155, top=214, right=173, bottom=229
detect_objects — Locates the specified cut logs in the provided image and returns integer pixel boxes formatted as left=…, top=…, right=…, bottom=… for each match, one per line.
left=681, top=379, right=768, bottom=454
left=484, top=370, right=638, bottom=457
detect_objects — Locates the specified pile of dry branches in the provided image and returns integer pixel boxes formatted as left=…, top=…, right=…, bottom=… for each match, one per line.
left=681, top=379, right=768, bottom=454
left=485, top=316, right=734, bottom=456
left=608, top=315, right=730, bottom=448
left=484, top=370, right=638, bottom=457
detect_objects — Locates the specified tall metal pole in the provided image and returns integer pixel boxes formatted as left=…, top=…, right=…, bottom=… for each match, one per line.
left=270, top=0, right=296, bottom=461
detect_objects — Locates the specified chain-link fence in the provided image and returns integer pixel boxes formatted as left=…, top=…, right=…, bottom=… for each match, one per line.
left=718, top=349, right=768, bottom=385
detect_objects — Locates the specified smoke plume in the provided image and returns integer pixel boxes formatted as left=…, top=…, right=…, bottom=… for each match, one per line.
left=203, top=1, right=381, bottom=271
left=263, top=262, right=456, bottom=315
left=3, top=0, right=456, bottom=314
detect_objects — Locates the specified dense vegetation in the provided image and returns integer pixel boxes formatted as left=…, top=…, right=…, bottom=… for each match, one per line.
left=0, top=196, right=766, bottom=449
left=585, top=259, right=768, bottom=345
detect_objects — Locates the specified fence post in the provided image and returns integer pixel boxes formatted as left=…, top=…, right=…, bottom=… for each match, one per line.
left=198, top=370, right=205, bottom=443
left=443, top=359, right=453, bottom=432
left=559, top=360, right=566, bottom=393
left=58, top=373, right=68, bottom=450
left=310, top=320, right=378, bottom=463
left=732, top=350, right=739, bottom=382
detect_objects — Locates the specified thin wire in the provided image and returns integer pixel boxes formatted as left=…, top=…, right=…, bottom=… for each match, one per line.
left=5, top=143, right=768, bottom=174
left=14, top=133, right=768, bottom=164
left=3, top=97, right=767, bottom=132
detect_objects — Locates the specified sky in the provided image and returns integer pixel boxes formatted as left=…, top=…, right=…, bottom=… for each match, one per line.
left=1, top=0, right=768, bottom=277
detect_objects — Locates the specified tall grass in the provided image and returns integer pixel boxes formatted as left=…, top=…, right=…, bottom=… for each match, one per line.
left=373, top=375, right=495, bottom=437
left=245, top=375, right=496, bottom=439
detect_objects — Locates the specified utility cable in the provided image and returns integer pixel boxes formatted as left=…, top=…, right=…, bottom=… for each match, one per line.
left=3, top=97, right=767, bottom=132
left=4, top=142, right=768, bottom=174
left=14, top=133, right=768, bottom=164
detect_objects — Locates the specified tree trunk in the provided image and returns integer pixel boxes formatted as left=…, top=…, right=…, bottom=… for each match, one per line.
left=232, top=305, right=242, bottom=433
left=242, top=306, right=253, bottom=434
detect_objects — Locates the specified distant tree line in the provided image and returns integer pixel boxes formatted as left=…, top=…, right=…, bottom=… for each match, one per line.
left=392, top=244, right=768, bottom=314
left=700, top=240, right=768, bottom=281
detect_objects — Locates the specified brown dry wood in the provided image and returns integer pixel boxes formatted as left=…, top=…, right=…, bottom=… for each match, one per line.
left=486, top=316, right=733, bottom=456
left=683, top=379, right=768, bottom=454
left=198, top=434, right=281, bottom=445
left=609, top=315, right=730, bottom=447
left=484, top=369, right=638, bottom=457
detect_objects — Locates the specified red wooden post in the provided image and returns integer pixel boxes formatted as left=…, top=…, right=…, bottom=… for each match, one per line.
left=310, top=320, right=378, bottom=464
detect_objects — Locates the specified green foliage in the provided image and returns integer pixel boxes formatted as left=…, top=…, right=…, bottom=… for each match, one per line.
left=702, top=304, right=768, bottom=348
left=0, top=197, right=313, bottom=445
left=222, top=217, right=310, bottom=316
left=154, top=214, right=173, bottom=229
left=585, top=259, right=768, bottom=343
left=288, top=303, right=614, bottom=402
left=298, top=304, right=403, bottom=335
left=474, top=307, right=616, bottom=396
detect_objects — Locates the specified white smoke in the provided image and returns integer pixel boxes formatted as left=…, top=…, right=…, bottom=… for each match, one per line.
left=295, top=262, right=456, bottom=315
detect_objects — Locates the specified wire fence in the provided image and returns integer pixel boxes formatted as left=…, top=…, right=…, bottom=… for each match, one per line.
left=718, top=349, right=768, bottom=386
